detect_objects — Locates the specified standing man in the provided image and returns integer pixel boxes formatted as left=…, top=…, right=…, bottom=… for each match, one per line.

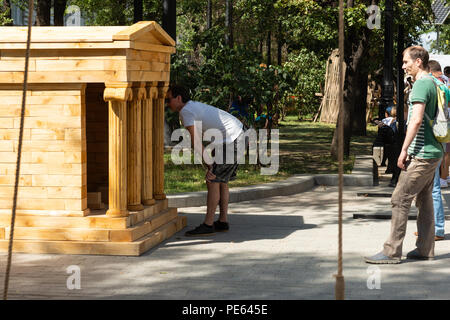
left=166, top=85, right=244, bottom=236
left=365, top=46, right=443, bottom=264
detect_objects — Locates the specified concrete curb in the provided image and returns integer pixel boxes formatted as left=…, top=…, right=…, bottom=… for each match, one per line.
left=167, top=155, right=373, bottom=208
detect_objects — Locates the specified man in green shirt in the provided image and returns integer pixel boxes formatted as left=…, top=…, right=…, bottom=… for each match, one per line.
left=365, top=46, right=443, bottom=264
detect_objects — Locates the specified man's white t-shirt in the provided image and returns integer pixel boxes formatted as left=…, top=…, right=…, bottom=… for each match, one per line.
left=179, top=100, right=244, bottom=145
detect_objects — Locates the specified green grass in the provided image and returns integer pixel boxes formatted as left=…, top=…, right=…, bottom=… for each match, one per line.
left=164, top=115, right=378, bottom=194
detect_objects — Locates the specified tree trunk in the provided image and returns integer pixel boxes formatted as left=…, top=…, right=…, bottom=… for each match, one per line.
left=162, top=0, right=176, bottom=41
left=266, top=31, right=271, bottom=66
left=351, top=67, right=369, bottom=136
left=330, top=0, right=372, bottom=158
left=331, top=30, right=370, bottom=157
left=277, top=21, right=282, bottom=65
left=134, top=0, right=143, bottom=23
left=350, top=30, right=370, bottom=136
left=225, top=0, right=233, bottom=47
left=36, top=0, right=51, bottom=26
left=207, top=0, right=212, bottom=29
left=54, top=0, right=67, bottom=26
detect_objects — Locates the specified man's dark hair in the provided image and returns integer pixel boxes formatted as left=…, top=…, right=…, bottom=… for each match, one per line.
left=404, top=46, right=429, bottom=70
left=444, top=66, right=450, bottom=76
left=428, top=60, right=442, bottom=73
left=169, top=85, right=191, bottom=103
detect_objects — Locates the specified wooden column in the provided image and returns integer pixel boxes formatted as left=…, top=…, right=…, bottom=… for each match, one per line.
left=127, top=83, right=145, bottom=211
left=142, top=83, right=157, bottom=206
left=153, top=82, right=168, bottom=200
left=104, top=82, right=132, bottom=217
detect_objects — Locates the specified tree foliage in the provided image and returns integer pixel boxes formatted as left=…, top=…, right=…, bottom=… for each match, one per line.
left=0, top=0, right=13, bottom=26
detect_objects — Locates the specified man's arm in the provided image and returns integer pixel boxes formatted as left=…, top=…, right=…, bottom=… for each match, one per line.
left=185, top=125, right=213, bottom=168
left=397, top=102, right=425, bottom=170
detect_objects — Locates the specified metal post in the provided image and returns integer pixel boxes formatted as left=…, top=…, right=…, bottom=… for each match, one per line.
left=162, top=0, right=176, bottom=42
left=379, top=0, right=394, bottom=119
left=397, top=24, right=405, bottom=141
left=134, top=0, right=143, bottom=23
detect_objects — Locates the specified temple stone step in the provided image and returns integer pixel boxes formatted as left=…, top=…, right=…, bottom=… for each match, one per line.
left=128, top=199, right=168, bottom=226
left=0, top=214, right=130, bottom=229
left=0, top=216, right=187, bottom=256
left=0, top=200, right=169, bottom=230
left=3, top=208, right=177, bottom=242
left=110, top=207, right=178, bottom=242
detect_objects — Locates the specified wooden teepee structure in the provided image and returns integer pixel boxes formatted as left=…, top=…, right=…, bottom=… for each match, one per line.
left=319, top=49, right=346, bottom=124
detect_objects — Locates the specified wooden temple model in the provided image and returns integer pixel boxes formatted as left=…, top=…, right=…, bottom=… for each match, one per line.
left=0, top=21, right=186, bottom=256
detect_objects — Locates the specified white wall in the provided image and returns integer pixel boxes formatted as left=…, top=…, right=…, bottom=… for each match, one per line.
left=430, top=54, right=450, bottom=70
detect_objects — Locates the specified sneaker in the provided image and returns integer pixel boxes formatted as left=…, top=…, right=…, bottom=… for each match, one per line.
left=213, top=220, right=229, bottom=232
left=440, top=178, right=448, bottom=188
left=364, top=252, right=401, bottom=264
left=447, top=176, right=450, bottom=183
left=413, top=231, right=445, bottom=241
left=185, top=223, right=215, bottom=237
left=406, top=248, right=434, bottom=261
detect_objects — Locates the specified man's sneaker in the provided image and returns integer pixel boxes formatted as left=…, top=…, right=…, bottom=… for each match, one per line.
left=185, top=223, right=215, bottom=237
left=440, top=178, right=448, bottom=188
left=213, top=220, right=229, bottom=232
left=406, top=248, right=434, bottom=261
left=364, top=252, right=401, bottom=264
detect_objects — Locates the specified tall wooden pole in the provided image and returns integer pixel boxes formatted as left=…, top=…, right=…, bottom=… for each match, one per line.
left=3, top=0, right=34, bottom=300
left=335, top=0, right=345, bottom=301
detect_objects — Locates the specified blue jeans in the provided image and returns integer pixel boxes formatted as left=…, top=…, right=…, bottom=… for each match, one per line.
left=433, top=160, right=446, bottom=237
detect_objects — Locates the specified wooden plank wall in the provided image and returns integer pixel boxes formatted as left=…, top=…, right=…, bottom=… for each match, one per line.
left=0, top=49, right=171, bottom=83
left=0, top=84, right=88, bottom=216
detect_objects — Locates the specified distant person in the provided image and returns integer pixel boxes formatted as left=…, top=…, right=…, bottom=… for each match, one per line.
left=423, top=59, right=450, bottom=241
left=166, top=85, right=244, bottom=236
left=429, top=60, right=449, bottom=86
left=429, top=60, right=450, bottom=189
left=444, top=66, right=450, bottom=82
left=230, top=95, right=251, bottom=128
left=373, top=106, right=400, bottom=187
left=365, top=46, right=443, bottom=264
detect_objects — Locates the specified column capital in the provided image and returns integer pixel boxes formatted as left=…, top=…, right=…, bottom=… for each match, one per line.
left=104, top=82, right=133, bottom=102
left=157, top=84, right=169, bottom=99
left=132, top=82, right=147, bottom=101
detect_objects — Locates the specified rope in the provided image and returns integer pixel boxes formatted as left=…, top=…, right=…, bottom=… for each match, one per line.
left=3, top=0, right=34, bottom=300
left=334, top=0, right=345, bottom=300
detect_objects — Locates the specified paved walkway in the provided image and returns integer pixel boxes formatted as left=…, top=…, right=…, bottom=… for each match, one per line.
left=0, top=169, right=449, bottom=300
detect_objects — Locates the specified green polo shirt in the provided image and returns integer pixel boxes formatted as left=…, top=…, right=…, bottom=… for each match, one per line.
left=407, top=76, right=443, bottom=159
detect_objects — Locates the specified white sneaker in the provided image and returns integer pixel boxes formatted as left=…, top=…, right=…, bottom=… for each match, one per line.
left=446, top=176, right=450, bottom=183
left=440, top=178, right=448, bottom=188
